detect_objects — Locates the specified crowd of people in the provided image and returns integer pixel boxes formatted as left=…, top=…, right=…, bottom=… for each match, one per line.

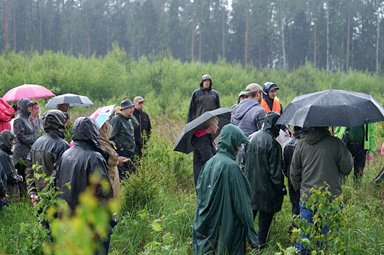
left=0, top=95, right=152, bottom=254
left=0, top=75, right=381, bottom=254
left=189, top=75, right=376, bottom=254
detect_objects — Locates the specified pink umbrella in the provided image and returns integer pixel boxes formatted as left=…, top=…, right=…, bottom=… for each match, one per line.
left=2, top=84, right=55, bottom=102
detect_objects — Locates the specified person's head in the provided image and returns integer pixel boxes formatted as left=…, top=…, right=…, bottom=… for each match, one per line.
left=63, top=112, right=70, bottom=127
left=263, top=82, right=279, bottom=100
left=114, top=106, right=121, bottom=115
left=216, top=124, right=249, bottom=159
left=12, top=104, right=18, bottom=118
left=202, top=116, right=219, bottom=135
left=42, top=110, right=67, bottom=139
left=0, top=130, right=15, bottom=153
left=31, top=102, right=40, bottom=118
left=262, top=111, right=281, bottom=137
left=120, top=99, right=134, bottom=117
left=133, top=96, right=145, bottom=111
left=200, top=75, right=212, bottom=90
left=72, top=117, right=100, bottom=149
left=245, top=83, right=266, bottom=103
left=56, top=103, right=69, bottom=113
left=237, top=91, right=247, bottom=104
left=18, top=98, right=35, bottom=116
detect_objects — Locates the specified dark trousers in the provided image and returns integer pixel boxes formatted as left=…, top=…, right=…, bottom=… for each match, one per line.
left=347, top=142, right=367, bottom=178
left=253, top=210, right=275, bottom=246
left=0, top=197, right=7, bottom=211
left=116, top=150, right=135, bottom=180
left=15, top=162, right=27, bottom=197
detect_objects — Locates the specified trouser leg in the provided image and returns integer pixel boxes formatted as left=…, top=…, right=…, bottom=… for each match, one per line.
left=257, top=211, right=275, bottom=247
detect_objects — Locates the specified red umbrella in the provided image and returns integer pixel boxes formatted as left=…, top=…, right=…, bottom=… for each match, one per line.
left=2, top=84, right=55, bottom=102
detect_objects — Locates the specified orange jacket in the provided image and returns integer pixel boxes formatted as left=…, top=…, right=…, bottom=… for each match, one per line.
left=261, top=98, right=281, bottom=113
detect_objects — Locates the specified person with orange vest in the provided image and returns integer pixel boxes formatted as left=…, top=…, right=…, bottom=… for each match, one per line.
left=261, top=82, right=290, bottom=136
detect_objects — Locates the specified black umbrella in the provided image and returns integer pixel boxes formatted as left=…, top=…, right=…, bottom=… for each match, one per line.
left=173, top=108, right=231, bottom=154
left=45, top=93, right=94, bottom=108
left=277, top=89, right=384, bottom=128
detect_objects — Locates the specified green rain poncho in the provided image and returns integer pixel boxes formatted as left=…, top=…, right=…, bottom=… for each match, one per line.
left=192, top=124, right=258, bottom=255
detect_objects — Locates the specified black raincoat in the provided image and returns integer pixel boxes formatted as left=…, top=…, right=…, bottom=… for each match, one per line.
left=192, top=124, right=258, bottom=255
left=0, top=130, right=22, bottom=197
left=26, top=110, right=69, bottom=195
left=187, top=75, right=220, bottom=123
left=55, top=117, right=111, bottom=211
left=13, top=98, right=37, bottom=162
left=243, top=111, right=284, bottom=213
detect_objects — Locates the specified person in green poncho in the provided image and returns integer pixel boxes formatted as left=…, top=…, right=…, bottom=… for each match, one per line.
left=192, top=124, right=258, bottom=255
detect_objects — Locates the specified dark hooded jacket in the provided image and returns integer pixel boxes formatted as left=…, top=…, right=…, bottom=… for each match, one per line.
left=133, top=108, right=152, bottom=155
left=192, top=124, right=258, bottom=255
left=187, top=75, right=220, bottom=123
left=283, top=127, right=306, bottom=205
left=26, top=110, right=70, bottom=195
left=0, top=131, right=22, bottom=184
left=291, top=127, right=353, bottom=201
left=191, top=130, right=216, bottom=187
left=243, top=111, right=284, bottom=213
left=231, top=98, right=267, bottom=137
left=0, top=164, right=6, bottom=198
left=109, top=112, right=139, bottom=153
left=262, top=83, right=289, bottom=133
left=0, top=130, right=22, bottom=199
left=13, top=98, right=37, bottom=162
left=55, top=117, right=111, bottom=211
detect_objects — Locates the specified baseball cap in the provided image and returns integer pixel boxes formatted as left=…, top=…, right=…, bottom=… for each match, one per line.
left=134, top=96, right=145, bottom=104
left=246, top=83, right=267, bottom=95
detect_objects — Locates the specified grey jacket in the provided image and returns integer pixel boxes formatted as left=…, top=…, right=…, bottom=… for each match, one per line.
left=231, top=98, right=267, bottom=137
left=109, top=112, right=139, bottom=152
left=290, top=127, right=353, bottom=200
left=13, top=98, right=37, bottom=162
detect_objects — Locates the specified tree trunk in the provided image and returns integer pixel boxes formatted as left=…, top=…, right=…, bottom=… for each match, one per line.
left=191, top=1, right=195, bottom=61
left=107, top=1, right=110, bottom=53
left=313, top=0, right=316, bottom=68
left=39, top=0, right=42, bottom=54
left=326, top=0, right=329, bottom=71
left=13, top=1, right=16, bottom=51
left=25, top=1, right=28, bottom=53
left=346, top=0, right=350, bottom=74
left=222, top=0, right=225, bottom=60
left=245, top=0, right=248, bottom=68
left=281, top=16, right=286, bottom=70
left=3, top=0, right=9, bottom=50
left=376, top=0, right=380, bottom=73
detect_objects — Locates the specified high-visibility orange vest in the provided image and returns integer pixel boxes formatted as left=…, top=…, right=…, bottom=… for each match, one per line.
left=261, top=98, right=281, bottom=113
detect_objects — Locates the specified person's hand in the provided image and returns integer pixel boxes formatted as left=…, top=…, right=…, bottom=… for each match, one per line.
left=282, top=186, right=287, bottom=196
left=120, top=148, right=124, bottom=151
left=122, top=157, right=130, bottom=163
left=367, top=153, right=374, bottom=160
left=19, top=175, right=23, bottom=182
left=284, top=130, right=290, bottom=137
left=30, top=194, right=39, bottom=206
left=0, top=194, right=7, bottom=200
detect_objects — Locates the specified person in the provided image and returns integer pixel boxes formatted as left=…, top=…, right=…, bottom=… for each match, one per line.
left=187, top=74, right=220, bottom=123
left=133, top=96, right=152, bottom=157
left=334, top=124, right=376, bottom=179
left=56, top=103, right=69, bottom=113
left=100, top=122, right=129, bottom=198
left=13, top=98, right=38, bottom=193
left=231, top=83, right=267, bottom=164
left=109, top=99, right=139, bottom=179
left=283, top=126, right=305, bottom=232
left=243, top=111, right=285, bottom=248
left=26, top=110, right=70, bottom=206
left=261, top=82, right=290, bottom=136
left=230, top=91, right=248, bottom=109
left=0, top=164, right=6, bottom=209
left=290, top=127, right=353, bottom=254
left=191, top=116, right=218, bottom=187
left=55, top=117, right=112, bottom=254
left=0, top=98, right=15, bottom=133
left=0, top=130, right=23, bottom=201
left=10, top=104, right=18, bottom=133
left=192, top=124, right=258, bottom=254
left=30, top=102, right=44, bottom=138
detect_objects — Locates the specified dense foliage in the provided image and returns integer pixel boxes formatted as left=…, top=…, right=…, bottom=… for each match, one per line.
left=1, top=0, right=384, bottom=72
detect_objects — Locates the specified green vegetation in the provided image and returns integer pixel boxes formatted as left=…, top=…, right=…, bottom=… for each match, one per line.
left=1, top=50, right=384, bottom=254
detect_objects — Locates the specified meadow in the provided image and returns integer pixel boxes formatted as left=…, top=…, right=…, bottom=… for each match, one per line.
left=1, top=49, right=384, bottom=254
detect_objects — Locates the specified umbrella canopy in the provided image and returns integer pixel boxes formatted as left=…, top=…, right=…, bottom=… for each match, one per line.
left=174, top=108, right=231, bottom=154
left=89, top=104, right=115, bottom=128
left=277, top=89, right=384, bottom=128
left=45, top=93, right=93, bottom=108
left=2, top=84, right=55, bottom=102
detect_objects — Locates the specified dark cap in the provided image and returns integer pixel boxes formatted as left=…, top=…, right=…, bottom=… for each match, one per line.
left=264, top=82, right=279, bottom=91
left=121, top=99, right=133, bottom=109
